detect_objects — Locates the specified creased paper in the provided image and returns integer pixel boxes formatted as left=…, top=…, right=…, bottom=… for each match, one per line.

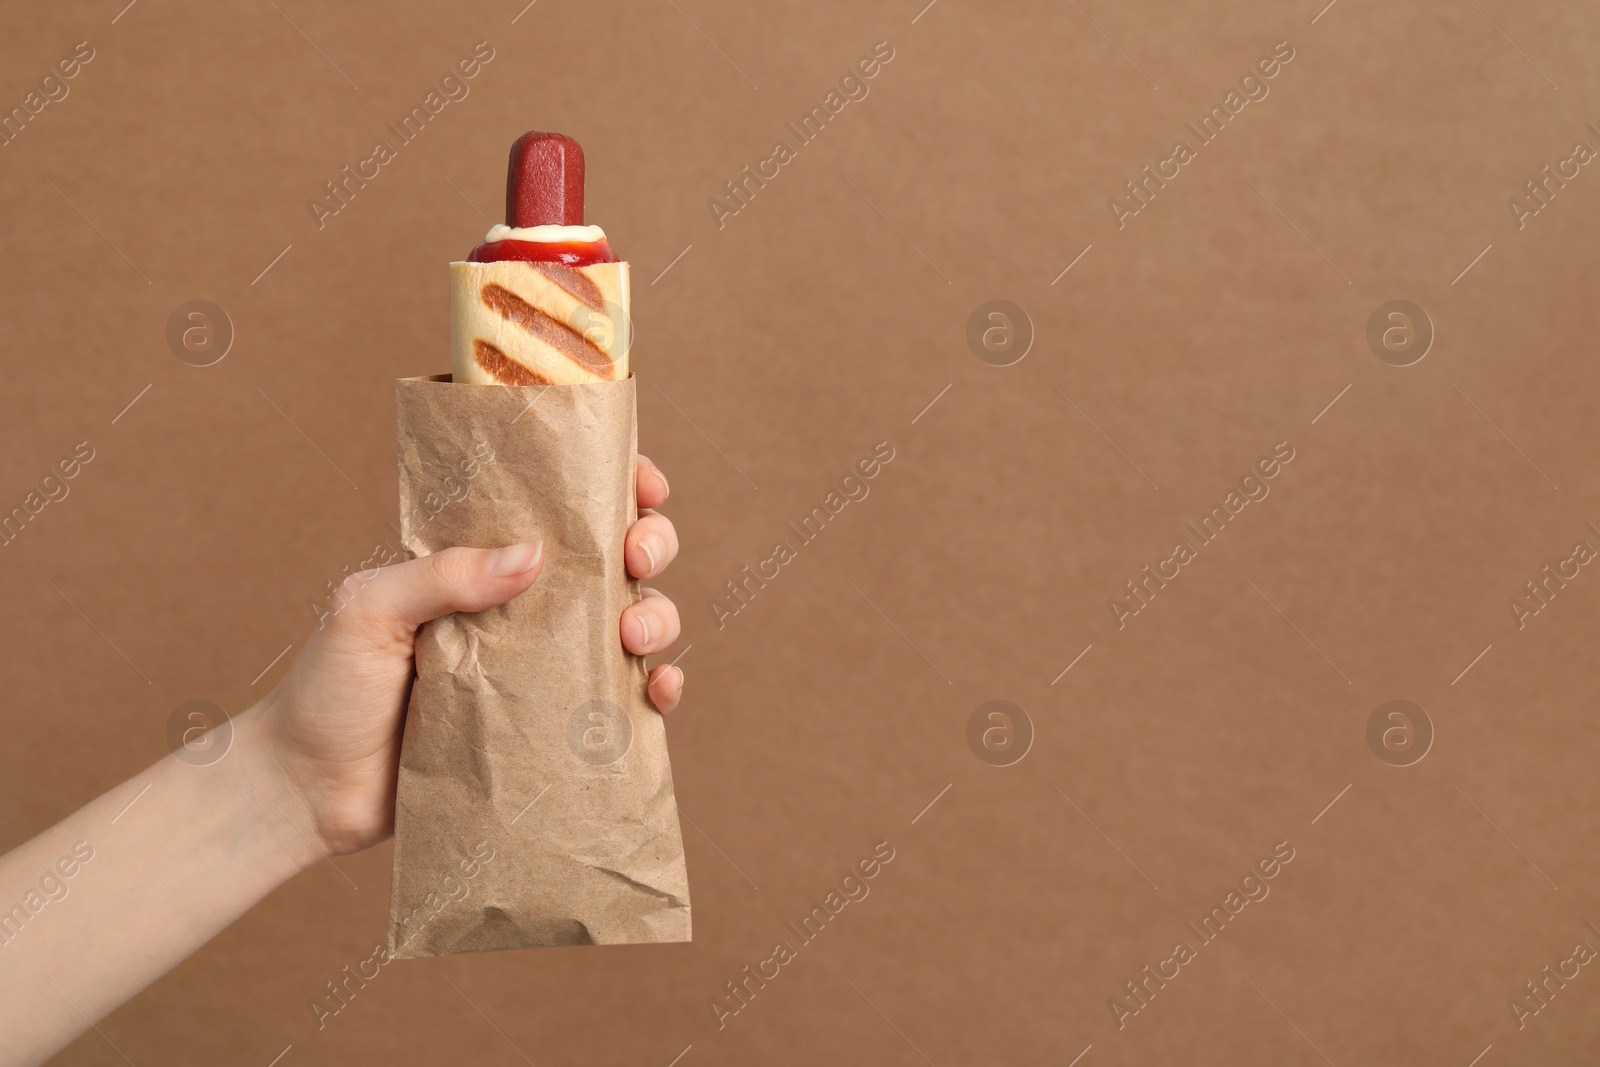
left=386, top=373, right=691, bottom=957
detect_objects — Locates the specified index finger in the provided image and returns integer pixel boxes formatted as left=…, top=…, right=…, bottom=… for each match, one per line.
left=637, top=454, right=669, bottom=510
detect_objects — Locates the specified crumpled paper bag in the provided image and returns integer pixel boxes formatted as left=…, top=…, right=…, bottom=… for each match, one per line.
left=386, top=373, right=691, bottom=957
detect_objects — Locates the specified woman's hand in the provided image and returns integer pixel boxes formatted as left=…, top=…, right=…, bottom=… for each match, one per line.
left=0, top=456, right=685, bottom=1066
left=242, top=454, right=684, bottom=858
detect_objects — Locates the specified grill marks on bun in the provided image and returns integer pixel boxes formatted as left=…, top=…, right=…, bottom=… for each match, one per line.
left=480, top=283, right=616, bottom=379
left=474, top=339, right=551, bottom=386
left=449, top=259, right=629, bottom=386
left=530, top=262, right=605, bottom=311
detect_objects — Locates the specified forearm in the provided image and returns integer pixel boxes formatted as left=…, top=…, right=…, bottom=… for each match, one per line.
left=0, top=707, right=318, bottom=1066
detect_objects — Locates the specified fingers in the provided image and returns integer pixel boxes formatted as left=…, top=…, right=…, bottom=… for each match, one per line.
left=632, top=461, right=683, bottom=715
left=648, top=663, right=684, bottom=714
left=333, top=541, right=543, bottom=637
left=626, top=511, right=679, bottom=580
left=636, top=454, right=669, bottom=511
left=327, top=539, right=682, bottom=713
left=621, top=587, right=680, bottom=656
left=634, top=458, right=681, bottom=715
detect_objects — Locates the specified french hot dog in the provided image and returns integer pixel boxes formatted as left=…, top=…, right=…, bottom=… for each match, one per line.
left=450, top=131, right=631, bottom=386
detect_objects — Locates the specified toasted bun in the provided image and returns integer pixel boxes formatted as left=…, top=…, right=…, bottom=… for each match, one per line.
left=450, top=259, right=630, bottom=386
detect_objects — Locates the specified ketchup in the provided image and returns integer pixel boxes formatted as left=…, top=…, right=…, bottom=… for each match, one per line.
left=468, top=238, right=618, bottom=267
left=468, top=131, right=619, bottom=266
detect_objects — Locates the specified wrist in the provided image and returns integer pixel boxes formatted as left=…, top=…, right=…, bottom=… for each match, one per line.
left=222, top=704, right=329, bottom=879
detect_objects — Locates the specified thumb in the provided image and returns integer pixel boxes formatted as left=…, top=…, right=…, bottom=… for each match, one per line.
left=340, top=541, right=544, bottom=634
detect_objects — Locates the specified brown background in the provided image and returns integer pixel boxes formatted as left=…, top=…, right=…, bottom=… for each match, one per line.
left=3, top=0, right=1599, bottom=1063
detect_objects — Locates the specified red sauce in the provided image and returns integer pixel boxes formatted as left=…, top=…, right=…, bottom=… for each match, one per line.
left=468, top=238, right=619, bottom=267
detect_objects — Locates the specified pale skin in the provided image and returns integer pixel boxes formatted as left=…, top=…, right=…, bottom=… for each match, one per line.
left=0, top=457, right=683, bottom=1067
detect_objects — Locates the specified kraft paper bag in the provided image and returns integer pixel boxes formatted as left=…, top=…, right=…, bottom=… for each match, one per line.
left=386, top=373, right=691, bottom=957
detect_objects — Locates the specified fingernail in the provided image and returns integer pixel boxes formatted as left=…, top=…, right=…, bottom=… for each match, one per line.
left=488, top=540, right=542, bottom=576
left=639, top=536, right=661, bottom=575
left=669, top=665, right=685, bottom=689
left=658, top=469, right=670, bottom=497
left=633, top=611, right=655, bottom=648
